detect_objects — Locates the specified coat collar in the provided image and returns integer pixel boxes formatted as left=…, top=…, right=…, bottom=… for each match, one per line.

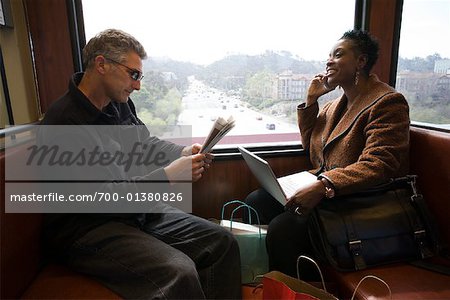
left=323, top=74, right=395, bottom=148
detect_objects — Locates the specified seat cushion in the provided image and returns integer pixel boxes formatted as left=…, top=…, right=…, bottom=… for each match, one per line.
left=21, top=264, right=122, bottom=299
left=327, top=262, right=450, bottom=300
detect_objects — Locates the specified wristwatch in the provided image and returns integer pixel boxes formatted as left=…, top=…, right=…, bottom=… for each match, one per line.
left=320, top=178, right=335, bottom=199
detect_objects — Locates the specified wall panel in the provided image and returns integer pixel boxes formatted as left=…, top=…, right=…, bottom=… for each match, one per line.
left=368, top=0, right=401, bottom=85
left=24, top=0, right=75, bottom=113
left=192, top=153, right=312, bottom=219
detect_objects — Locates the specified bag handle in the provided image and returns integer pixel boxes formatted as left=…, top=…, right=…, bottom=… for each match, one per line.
left=221, top=200, right=253, bottom=224
left=296, top=255, right=327, bottom=292
left=350, top=275, right=392, bottom=300
left=230, top=204, right=262, bottom=238
left=221, top=200, right=262, bottom=238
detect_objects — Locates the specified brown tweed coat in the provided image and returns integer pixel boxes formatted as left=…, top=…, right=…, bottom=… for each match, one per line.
left=297, top=74, right=410, bottom=196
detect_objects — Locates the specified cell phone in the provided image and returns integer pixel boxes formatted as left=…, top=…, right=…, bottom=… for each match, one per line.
left=323, top=76, right=330, bottom=89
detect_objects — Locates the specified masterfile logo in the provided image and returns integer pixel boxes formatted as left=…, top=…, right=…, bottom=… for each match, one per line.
left=4, top=125, right=193, bottom=213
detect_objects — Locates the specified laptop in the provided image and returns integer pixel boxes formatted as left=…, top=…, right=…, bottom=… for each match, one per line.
left=238, top=146, right=317, bottom=205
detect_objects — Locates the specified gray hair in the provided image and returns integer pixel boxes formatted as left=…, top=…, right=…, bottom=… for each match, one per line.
left=82, top=29, right=147, bottom=69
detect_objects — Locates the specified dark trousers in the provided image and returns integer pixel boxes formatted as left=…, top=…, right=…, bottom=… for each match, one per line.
left=65, top=206, right=242, bottom=299
left=244, top=189, right=319, bottom=281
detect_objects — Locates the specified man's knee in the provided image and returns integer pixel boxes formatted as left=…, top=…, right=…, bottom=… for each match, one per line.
left=156, top=255, right=205, bottom=298
left=205, top=224, right=240, bottom=262
left=167, top=256, right=199, bottom=282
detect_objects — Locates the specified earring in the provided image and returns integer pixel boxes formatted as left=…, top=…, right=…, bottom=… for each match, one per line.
left=354, top=71, right=360, bottom=86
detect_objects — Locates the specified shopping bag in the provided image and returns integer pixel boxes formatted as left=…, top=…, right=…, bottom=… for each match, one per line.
left=263, top=255, right=391, bottom=300
left=220, top=200, right=269, bottom=284
left=262, top=271, right=338, bottom=300
left=262, top=255, right=337, bottom=300
left=242, top=284, right=263, bottom=300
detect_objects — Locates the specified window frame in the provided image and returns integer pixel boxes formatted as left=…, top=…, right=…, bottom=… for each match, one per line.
left=0, top=44, right=14, bottom=127
left=75, top=0, right=360, bottom=154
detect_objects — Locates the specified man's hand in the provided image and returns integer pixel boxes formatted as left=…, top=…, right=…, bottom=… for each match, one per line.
left=181, top=143, right=214, bottom=171
left=164, top=153, right=210, bottom=183
left=181, top=144, right=202, bottom=156
left=285, top=180, right=325, bottom=215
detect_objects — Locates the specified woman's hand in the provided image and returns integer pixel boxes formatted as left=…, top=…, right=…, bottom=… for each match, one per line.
left=306, top=74, right=335, bottom=106
left=285, top=180, right=325, bottom=215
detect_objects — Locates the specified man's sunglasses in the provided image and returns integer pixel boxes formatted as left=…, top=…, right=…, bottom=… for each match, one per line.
left=104, top=57, right=144, bottom=81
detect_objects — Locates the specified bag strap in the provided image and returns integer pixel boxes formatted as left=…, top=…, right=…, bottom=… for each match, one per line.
left=221, top=200, right=253, bottom=224
left=296, top=255, right=328, bottom=292
left=339, top=175, right=413, bottom=197
left=351, top=275, right=392, bottom=300
left=341, top=212, right=367, bottom=270
left=230, top=204, right=263, bottom=238
left=394, top=177, right=432, bottom=259
left=406, top=175, right=442, bottom=255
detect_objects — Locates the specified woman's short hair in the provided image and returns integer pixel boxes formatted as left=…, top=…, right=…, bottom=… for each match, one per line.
left=82, top=29, right=147, bottom=69
left=340, top=29, right=379, bottom=74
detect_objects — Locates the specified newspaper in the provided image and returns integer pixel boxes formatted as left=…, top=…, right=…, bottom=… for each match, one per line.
left=200, top=116, right=235, bottom=153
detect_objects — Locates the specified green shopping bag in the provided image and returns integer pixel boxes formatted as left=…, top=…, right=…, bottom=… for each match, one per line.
left=220, top=200, right=269, bottom=284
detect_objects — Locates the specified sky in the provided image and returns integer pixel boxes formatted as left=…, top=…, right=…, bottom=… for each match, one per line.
left=400, top=0, right=450, bottom=59
left=82, top=0, right=450, bottom=65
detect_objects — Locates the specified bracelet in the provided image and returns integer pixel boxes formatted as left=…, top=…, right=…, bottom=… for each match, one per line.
left=320, top=178, right=335, bottom=199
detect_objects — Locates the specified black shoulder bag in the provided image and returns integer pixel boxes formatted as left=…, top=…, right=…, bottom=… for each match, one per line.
left=308, top=175, right=440, bottom=271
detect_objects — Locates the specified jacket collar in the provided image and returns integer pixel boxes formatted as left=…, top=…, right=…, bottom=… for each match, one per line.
left=323, top=74, right=395, bottom=148
left=69, top=72, right=126, bottom=125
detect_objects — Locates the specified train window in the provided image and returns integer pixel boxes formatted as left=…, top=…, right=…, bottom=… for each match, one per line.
left=0, top=77, right=8, bottom=128
left=396, top=0, right=450, bottom=130
left=82, top=0, right=355, bottom=147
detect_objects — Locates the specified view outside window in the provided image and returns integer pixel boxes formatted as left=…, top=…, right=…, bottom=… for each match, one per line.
left=396, top=0, right=450, bottom=129
left=82, top=0, right=355, bottom=146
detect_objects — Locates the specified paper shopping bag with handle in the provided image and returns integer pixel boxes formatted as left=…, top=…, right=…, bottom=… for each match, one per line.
left=220, top=200, right=269, bottom=284
left=263, top=255, right=392, bottom=300
left=263, top=255, right=338, bottom=300
left=263, top=271, right=338, bottom=300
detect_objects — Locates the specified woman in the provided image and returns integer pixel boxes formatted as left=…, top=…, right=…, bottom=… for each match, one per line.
left=245, top=29, right=410, bottom=279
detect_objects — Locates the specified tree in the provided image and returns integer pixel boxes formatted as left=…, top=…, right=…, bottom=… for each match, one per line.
left=243, top=71, right=276, bottom=109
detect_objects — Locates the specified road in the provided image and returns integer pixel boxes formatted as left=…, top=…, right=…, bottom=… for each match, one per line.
left=177, top=77, right=298, bottom=139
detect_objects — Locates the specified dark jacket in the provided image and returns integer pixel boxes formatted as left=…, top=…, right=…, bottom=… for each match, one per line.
left=41, top=72, right=185, bottom=254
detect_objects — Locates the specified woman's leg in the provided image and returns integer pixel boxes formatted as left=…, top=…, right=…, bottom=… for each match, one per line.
left=244, top=189, right=319, bottom=280
left=266, top=211, right=319, bottom=280
left=244, top=188, right=284, bottom=224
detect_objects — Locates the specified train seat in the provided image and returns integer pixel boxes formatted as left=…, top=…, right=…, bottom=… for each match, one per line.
left=324, top=126, right=450, bottom=299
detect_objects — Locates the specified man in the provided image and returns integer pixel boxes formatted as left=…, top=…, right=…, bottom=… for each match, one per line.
left=40, top=29, right=241, bottom=299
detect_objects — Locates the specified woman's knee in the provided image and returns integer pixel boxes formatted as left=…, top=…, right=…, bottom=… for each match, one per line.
left=244, top=189, right=283, bottom=224
left=266, top=212, right=309, bottom=246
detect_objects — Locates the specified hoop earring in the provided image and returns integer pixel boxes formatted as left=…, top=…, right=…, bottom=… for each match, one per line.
left=354, top=71, right=360, bottom=86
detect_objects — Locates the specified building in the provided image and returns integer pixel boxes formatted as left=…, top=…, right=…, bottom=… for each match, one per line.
left=434, top=59, right=450, bottom=74
left=276, top=70, right=311, bottom=100
left=396, top=71, right=439, bottom=97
